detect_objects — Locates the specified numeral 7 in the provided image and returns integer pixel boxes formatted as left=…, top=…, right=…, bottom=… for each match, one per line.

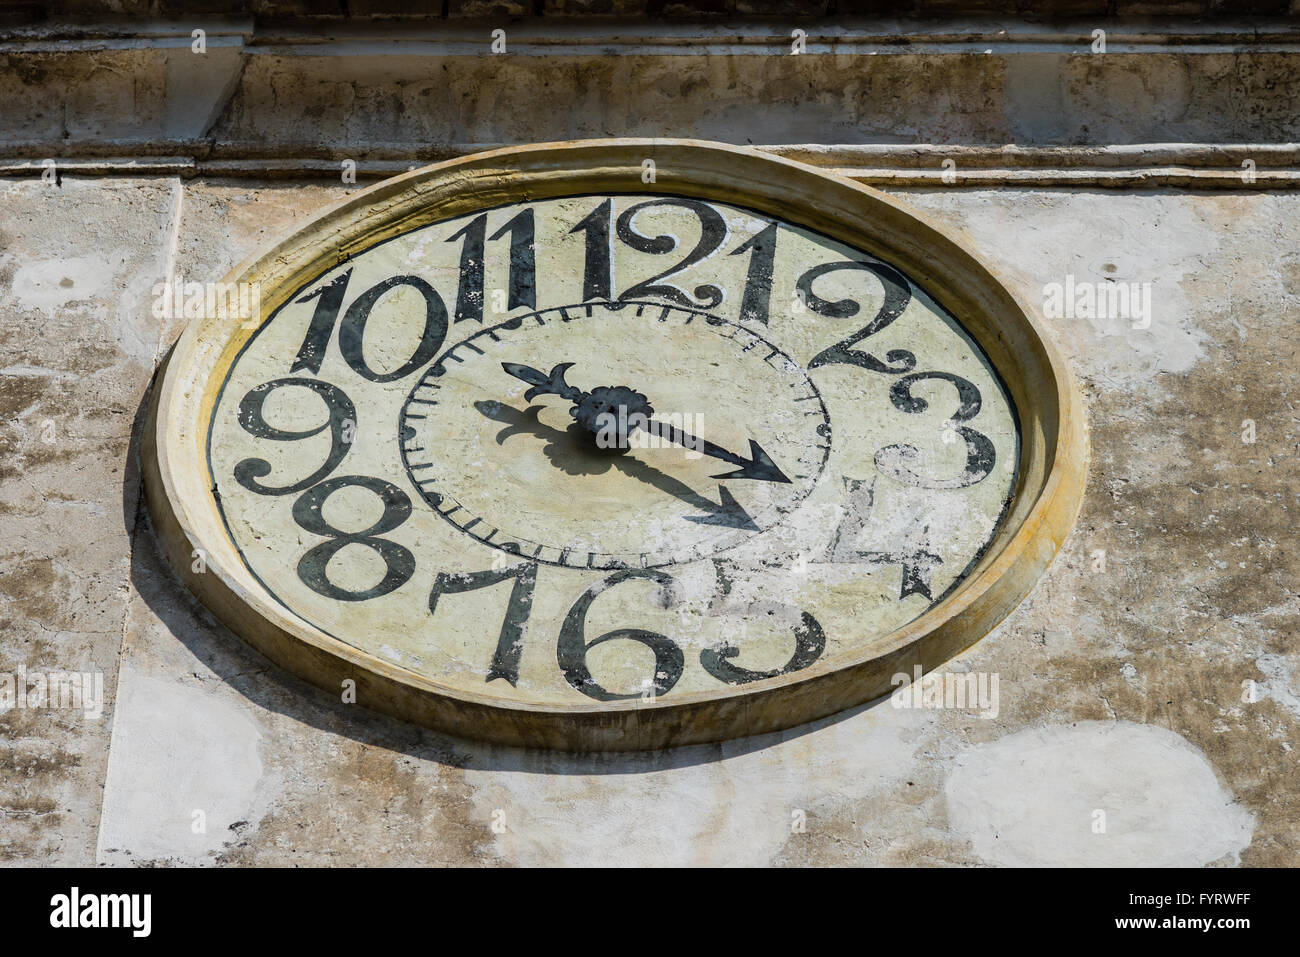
left=429, top=562, right=537, bottom=686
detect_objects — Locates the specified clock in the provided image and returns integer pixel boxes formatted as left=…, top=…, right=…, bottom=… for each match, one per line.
left=144, top=140, right=1085, bottom=750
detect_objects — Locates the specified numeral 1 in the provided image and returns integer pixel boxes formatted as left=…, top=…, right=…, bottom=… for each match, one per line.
left=492, top=208, right=536, bottom=312
left=570, top=198, right=612, bottom=302
left=732, top=222, right=778, bottom=325
left=447, top=214, right=487, bottom=324
left=292, top=269, right=352, bottom=374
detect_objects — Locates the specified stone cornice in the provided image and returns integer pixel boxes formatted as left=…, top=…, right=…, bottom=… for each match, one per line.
left=1, top=17, right=1296, bottom=186
left=4, top=17, right=1300, bottom=49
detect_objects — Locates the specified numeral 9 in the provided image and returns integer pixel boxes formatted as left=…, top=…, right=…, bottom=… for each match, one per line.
left=234, top=377, right=356, bottom=495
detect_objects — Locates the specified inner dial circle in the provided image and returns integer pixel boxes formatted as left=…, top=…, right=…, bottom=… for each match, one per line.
left=400, top=300, right=831, bottom=570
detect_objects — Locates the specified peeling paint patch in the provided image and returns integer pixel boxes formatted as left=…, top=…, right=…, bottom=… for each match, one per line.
left=945, top=720, right=1254, bottom=867
left=96, top=674, right=267, bottom=866
left=467, top=705, right=932, bottom=867
left=10, top=255, right=116, bottom=315
left=897, top=191, right=1218, bottom=386
left=1255, top=654, right=1300, bottom=719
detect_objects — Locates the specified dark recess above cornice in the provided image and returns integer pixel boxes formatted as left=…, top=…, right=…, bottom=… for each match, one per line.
left=1, top=0, right=1298, bottom=26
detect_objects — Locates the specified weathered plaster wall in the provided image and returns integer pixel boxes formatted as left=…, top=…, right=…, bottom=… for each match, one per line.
left=0, top=8, right=1297, bottom=866
left=2, top=173, right=1295, bottom=865
left=0, top=177, right=177, bottom=862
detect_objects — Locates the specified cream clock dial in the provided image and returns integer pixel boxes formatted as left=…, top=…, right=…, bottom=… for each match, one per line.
left=401, top=298, right=831, bottom=571
left=146, top=142, right=1084, bottom=748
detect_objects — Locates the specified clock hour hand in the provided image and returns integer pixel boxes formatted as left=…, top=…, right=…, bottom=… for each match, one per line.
left=475, top=401, right=761, bottom=531
left=501, top=362, right=583, bottom=403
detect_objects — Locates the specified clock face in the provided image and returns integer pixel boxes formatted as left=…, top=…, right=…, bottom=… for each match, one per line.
left=203, top=193, right=1019, bottom=707
left=400, top=299, right=831, bottom=571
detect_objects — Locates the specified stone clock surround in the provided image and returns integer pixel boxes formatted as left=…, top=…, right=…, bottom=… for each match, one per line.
left=142, top=140, right=1086, bottom=750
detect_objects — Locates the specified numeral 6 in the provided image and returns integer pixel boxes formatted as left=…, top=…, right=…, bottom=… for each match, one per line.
left=556, top=569, right=684, bottom=702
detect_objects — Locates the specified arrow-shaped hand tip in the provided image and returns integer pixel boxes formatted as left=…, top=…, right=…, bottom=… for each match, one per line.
left=711, top=439, right=791, bottom=484
left=684, top=484, right=760, bottom=531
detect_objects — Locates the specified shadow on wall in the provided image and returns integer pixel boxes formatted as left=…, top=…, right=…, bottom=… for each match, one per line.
left=122, top=358, right=881, bottom=777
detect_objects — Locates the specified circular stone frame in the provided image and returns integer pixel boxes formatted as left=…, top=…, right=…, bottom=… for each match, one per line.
left=142, top=139, right=1087, bottom=751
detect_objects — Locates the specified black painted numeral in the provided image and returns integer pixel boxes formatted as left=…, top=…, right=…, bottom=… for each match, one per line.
left=700, top=561, right=826, bottom=683
left=445, top=211, right=537, bottom=322
left=875, top=371, right=996, bottom=489
left=826, top=478, right=944, bottom=600
left=700, top=610, right=825, bottom=684
left=292, top=270, right=352, bottom=375
left=731, top=221, right=778, bottom=325
left=491, top=208, right=537, bottom=312
left=557, top=569, right=684, bottom=702
left=616, top=198, right=726, bottom=309
left=447, top=214, right=487, bottom=324
left=292, top=476, right=415, bottom=601
left=338, top=275, right=449, bottom=381
left=571, top=199, right=612, bottom=302
left=429, top=561, right=537, bottom=687
left=234, top=378, right=356, bottom=495
left=290, top=271, right=449, bottom=382
left=805, top=260, right=916, bottom=374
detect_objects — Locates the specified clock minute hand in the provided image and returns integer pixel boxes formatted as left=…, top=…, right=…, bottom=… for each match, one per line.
left=500, top=360, right=790, bottom=485
left=643, top=419, right=792, bottom=484
left=501, top=362, right=585, bottom=403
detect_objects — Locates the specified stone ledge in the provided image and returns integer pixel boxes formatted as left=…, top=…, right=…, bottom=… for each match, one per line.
left=5, top=1, right=1300, bottom=21
left=3, top=48, right=1297, bottom=151
left=6, top=17, right=1300, bottom=45
left=2, top=145, right=1297, bottom=187
left=1, top=17, right=1296, bottom=183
